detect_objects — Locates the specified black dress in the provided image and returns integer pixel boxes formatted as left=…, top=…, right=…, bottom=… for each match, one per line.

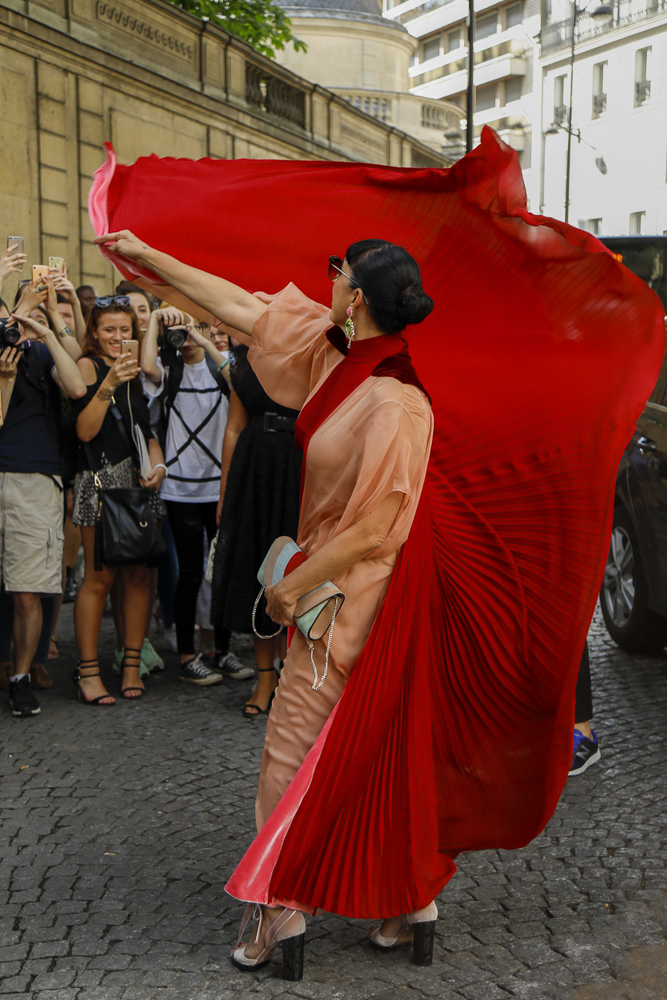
left=212, top=344, right=302, bottom=634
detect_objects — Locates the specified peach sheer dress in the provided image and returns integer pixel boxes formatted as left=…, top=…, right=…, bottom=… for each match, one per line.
left=245, top=284, right=434, bottom=829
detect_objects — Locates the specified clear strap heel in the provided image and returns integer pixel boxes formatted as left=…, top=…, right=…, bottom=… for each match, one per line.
left=231, top=903, right=306, bottom=980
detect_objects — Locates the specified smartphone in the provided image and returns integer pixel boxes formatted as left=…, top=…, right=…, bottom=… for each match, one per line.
left=32, top=264, right=49, bottom=284
left=48, top=256, right=65, bottom=273
left=7, top=236, right=24, bottom=269
left=121, top=339, right=139, bottom=362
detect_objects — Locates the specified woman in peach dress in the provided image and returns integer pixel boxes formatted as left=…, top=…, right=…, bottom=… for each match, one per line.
left=92, top=229, right=436, bottom=974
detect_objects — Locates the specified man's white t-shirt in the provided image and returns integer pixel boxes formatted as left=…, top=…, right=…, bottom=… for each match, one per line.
left=144, top=356, right=229, bottom=503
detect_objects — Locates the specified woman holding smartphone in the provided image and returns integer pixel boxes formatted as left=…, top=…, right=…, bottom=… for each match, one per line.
left=71, top=297, right=167, bottom=704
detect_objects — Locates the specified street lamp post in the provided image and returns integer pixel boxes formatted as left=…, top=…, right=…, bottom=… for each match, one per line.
left=561, top=2, right=613, bottom=222
left=466, top=0, right=475, bottom=153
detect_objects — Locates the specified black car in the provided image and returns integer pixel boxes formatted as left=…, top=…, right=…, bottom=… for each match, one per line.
left=598, top=236, right=667, bottom=651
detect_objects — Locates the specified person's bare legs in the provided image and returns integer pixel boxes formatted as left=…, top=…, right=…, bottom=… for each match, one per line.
left=74, top=527, right=115, bottom=704
left=12, top=593, right=42, bottom=676
left=245, top=636, right=279, bottom=715
left=110, top=574, right=124, bottom=654
left=118, top=563, right=150, bottom=697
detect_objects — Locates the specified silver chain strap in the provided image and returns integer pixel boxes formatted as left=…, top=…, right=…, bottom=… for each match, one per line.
left=308, top=596, right=339, bottom=692
left=251, top=586, right=284, bottom=640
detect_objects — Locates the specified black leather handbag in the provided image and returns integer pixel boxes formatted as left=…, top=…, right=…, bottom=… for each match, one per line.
left=84, top=391, right=165, bottom=571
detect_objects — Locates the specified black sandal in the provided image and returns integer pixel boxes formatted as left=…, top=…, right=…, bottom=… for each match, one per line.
left=73, top=660, right=116, bottom=706
left=243, top=667, right=278, bottom=719
left=121, top=647, right=145, bottom=700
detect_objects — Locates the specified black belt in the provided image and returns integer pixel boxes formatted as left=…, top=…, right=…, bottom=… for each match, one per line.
left=252, top=412, right=297, bottom=434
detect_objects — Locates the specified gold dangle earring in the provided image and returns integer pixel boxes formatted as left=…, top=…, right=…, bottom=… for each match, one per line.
left=345, top=306, right=355, bottom=348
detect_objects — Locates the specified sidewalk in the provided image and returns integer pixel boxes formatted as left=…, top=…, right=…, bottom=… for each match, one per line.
left=1, top=606, right=666, bottom=999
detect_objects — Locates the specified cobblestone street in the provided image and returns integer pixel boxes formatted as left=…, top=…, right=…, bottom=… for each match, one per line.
left=1, top=605, right=666, bottom=1000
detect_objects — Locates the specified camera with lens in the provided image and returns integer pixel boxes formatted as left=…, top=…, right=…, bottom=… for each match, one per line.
left=158, top=322, right=188, bottom=351
left=0, top=317, right=27, bottom=351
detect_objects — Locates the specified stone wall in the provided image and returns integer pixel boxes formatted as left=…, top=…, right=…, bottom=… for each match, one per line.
left=0, top=0, right=449, bottom=293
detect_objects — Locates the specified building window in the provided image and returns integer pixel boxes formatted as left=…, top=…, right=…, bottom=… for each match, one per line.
left=587, top=219, right=602, bottom=235
left=554, top=75, right=567, bottom=123
left=635, top=48, right=651, bottom=106
left=629, top=211, right=645, bottom=235
left=592, top=62, right=607, bottom=117
left=505, top=2, right=523, bottom=27
left=448, top=29, right=462, bottom=50
left=505, top=77, right=522, bottom=103
left=476, top=83, right=497, bottom=111
left=476, top=13, right=498, bottom=39
left=422, top=36, right=441, bottom=62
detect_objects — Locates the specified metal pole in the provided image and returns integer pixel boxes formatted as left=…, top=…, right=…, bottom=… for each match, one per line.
left=466, top=0, right=475, bottom=153
left=564, top=3, right=577, bottom=223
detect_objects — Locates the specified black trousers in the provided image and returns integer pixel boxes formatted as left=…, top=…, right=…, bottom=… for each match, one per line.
left=574, top=640, right=593, bottom=723
left=165, top=500, right=230, bottom=657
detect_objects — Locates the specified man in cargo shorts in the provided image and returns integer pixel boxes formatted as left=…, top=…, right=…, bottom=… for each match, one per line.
left=0, top=295, right=85, bottom=718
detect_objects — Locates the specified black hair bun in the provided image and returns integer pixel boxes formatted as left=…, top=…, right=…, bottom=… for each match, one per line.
left=396, top=284, right=434, bottom=327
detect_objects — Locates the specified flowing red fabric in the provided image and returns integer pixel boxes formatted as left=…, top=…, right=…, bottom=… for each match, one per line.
left=90, top=128, right=665, bottom=917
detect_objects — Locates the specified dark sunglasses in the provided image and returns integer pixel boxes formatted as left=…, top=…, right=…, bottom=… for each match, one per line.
left=95, top=295, right=130, bottom=308
left=328, top=256, right=368, bottom=303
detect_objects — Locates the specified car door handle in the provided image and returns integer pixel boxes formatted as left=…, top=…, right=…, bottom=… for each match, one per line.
left=637, top=435, right=657, bottom=452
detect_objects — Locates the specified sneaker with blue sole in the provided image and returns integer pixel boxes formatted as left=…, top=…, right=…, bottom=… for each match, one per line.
left=569, top=727, right=601, bottom=776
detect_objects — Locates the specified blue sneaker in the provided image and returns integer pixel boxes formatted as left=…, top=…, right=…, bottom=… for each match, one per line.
left=569, top=728, right=600, bottom=776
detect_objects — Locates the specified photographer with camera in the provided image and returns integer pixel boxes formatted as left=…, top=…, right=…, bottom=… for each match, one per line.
left=142, top=307, right=249, bottom=685
left=0, top=299, right=86, bottom=718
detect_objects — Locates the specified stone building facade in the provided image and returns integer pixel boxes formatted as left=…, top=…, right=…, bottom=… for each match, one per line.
left=0, top=0, right=449, bottom=293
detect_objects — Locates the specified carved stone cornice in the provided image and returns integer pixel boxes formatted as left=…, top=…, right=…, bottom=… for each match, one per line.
left=95, top=0, right=194, bottom=62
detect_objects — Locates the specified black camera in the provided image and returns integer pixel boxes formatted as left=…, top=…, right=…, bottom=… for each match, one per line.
left=0, top=318, right=26, bottom=351
left=158, top=323, right=188, bottom=350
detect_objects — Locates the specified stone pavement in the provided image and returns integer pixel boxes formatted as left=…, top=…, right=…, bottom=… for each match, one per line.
left=1, top=606, right=666, bottom=1000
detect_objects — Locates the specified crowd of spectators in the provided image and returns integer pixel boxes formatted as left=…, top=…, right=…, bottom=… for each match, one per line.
left=0, top=239, right=296, bottom=718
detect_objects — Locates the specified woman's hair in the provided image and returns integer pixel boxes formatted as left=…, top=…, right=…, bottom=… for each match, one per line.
left=82, top=304, right=142, bottom=357
left=345, top=239, right=434, bottom=335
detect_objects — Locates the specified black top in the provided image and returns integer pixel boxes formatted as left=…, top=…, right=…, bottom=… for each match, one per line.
left=71, top=357, right=152, bottom=472
left=0, top=343, right=61, bottom=476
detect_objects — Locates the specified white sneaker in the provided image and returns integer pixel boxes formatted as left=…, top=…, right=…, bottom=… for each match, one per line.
left=162, top=625, right=178, bottom=654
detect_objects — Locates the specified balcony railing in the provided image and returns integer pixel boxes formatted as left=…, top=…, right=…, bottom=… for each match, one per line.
left=592, top=93, right=607, bottom=116
left=245, top=64, right=306, bottom=129
left=540, top=0, right=667, bottom=54
left=635, top=80, right=651, bottom=105
left=422, top=104, right=448, bottom=128
left=345, top=94, right=390, bottom=122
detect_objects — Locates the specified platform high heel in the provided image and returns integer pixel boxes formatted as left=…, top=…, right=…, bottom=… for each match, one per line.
left=368, top=900, right=437, bottom=966
left=231, top=903, right=305, bottom=980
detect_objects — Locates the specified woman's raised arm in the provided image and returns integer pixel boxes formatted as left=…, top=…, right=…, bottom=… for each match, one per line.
left=93, top=230, right=266, bottom=336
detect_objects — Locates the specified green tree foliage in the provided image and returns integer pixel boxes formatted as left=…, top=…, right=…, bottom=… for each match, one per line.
left=169, top=0, right=307, bottom=59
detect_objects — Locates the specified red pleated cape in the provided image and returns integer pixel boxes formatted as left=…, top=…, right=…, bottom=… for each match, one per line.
left=89, top=127, right=665, bottom=918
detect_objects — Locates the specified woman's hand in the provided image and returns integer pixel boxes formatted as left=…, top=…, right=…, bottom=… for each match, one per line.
left=0, top=245, right=27, bottom=282
left=50, top=272, right=77, bottom=303
left=265, top=581, right=297, bottom=628
left=11, top=312, right=49, bottom=341
left=94, top=230, right=150, bottom=262
left=142, top=465, right=167, bottom=491
left=14, top=282, right=47, bottom=318
left=0, top=346, right=20, bottom=381
left=105, top=352, right=140, bottom=389
left=43, top=277, right=60, bottom=318
left=153, top=306, right=187, bottom=327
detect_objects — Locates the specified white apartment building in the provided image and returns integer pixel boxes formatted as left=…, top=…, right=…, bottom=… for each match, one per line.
left=382, top=0, right=543, bottom=208
left=540, top=1, right=667, bottom=234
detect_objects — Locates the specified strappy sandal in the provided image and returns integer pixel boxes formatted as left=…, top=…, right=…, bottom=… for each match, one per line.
left=368, top=900, right=437, bottom=966
left=73, top=660, right=116, bottom=707
left=121, top=647, right=145, bottom=700
left=231, top=903, right=305, bottom=980
left=243, top=666, right=277, bottom=719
